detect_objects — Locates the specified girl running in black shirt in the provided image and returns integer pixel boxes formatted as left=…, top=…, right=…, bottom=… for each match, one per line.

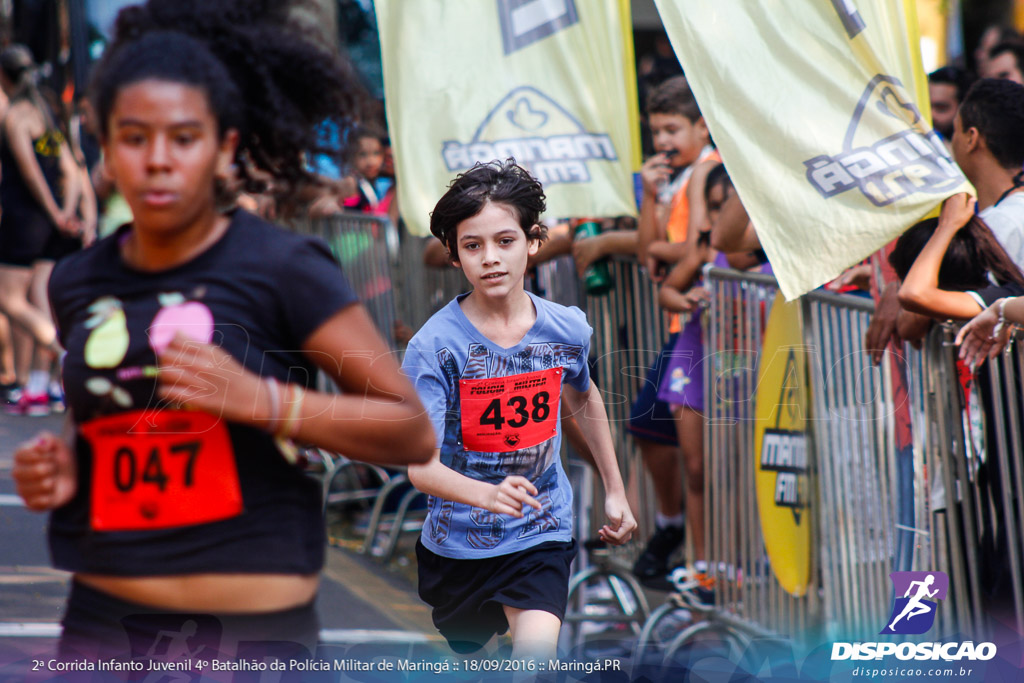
left=13, top=0, right=433, bottom=662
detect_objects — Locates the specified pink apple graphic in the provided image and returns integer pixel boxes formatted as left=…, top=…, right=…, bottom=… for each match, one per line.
left=148, top=292, right=214, bottom=354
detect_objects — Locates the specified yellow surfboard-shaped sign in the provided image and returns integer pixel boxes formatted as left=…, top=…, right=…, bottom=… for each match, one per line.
left=753, top=293, right=812, bottom=597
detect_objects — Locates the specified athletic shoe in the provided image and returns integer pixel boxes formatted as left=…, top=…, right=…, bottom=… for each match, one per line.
left=47, top=381, right=66, bottom=413
left=632, top=523, right=685, bottom=589
left=5, top=391, right=50, bottom=417
left=669, top=565, right=716, bottom=607
left=0, top=383, right=19, bottom=407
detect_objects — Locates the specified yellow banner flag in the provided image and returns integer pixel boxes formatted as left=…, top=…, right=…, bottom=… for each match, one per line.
left=654, top=0, right=970, bottom=299
left=376, top=0, right=641, bottom=237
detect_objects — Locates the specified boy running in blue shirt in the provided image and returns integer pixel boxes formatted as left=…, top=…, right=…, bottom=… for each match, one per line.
left=402, top=159, right=636, bottom=659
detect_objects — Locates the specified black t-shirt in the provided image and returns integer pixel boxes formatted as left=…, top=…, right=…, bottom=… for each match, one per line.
left=47, top=209, right=358, bottom=576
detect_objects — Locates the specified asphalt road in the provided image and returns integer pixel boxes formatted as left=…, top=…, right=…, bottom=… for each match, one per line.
left=0, top=411, right=442, bottom=677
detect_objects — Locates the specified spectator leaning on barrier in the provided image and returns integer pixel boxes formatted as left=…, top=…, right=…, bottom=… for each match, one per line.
left=628, top=76, right=718, bottom=589
left=652, top=163, right=768, bottom=597
left=894, top=194, right=1024, bottom=336
left=950, top=78, right=1024, bottom=271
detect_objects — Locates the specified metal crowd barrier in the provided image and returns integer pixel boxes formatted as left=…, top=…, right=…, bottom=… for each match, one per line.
left=292, top=214, right=400, bottom=346
left=544, top=256, right=666, bottom=650
left=907, top=324, right=1024, bottom=640
left=292, top=214, right=1024, bottom=657
left=701, top=267, right=810, bottom=638
left=700, top=266, right=1024, bottom=650
left=803, top=288, right=901, bottom=642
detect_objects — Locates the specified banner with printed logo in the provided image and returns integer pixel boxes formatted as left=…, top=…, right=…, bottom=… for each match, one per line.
left=376, top=0, right=642, bottom=237
left=654, top=0, right=971, bottom=299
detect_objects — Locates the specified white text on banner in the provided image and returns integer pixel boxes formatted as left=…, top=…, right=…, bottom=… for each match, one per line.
left=654, top=0, right=969, bottom=299
left=376, top=0, right=641, bottom=237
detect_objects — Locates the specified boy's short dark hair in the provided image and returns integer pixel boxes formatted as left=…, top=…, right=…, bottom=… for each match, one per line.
left=928, top=65, right=974, bottom=103
left=430, top=159, right=547, bottom=255
left=958, top=78, right=1024, bottom=169
left=646, top=75, right=702, bottom=122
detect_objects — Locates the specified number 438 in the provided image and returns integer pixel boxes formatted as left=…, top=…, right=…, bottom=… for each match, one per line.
left=480, top=391, right=551, bottom=429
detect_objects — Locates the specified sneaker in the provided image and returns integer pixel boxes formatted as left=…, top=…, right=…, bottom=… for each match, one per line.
left=632, top=523, right=685, bottom=589
left=0, top=383, right=19, bottom=407
left=47, top=381, right=65, bottom=414
left=668, top=565, right=716, bottom=607
left=5, top=391, right=50, bottom=417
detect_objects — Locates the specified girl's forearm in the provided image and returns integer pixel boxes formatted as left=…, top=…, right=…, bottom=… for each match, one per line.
left=276, top=390, right=435, bottom=466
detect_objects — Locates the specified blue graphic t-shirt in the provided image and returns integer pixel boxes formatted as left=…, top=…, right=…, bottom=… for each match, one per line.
left=402, top=292, right=591, bottom=559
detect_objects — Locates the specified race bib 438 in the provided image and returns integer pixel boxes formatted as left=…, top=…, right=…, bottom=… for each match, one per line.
left=459, top=368, right=561, bottom=452
left=80, top=410, right=242, bottom=531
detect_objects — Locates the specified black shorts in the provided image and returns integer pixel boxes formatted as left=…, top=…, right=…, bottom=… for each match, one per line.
left=40, top=229, right=83, bottom=262
left=58, top=580, right=319, bottom=663
left=416, top=538, right=578, bottom=653
left=0, top=208, right=53, bottom=267
left=627, top=334, right=680, bottom=446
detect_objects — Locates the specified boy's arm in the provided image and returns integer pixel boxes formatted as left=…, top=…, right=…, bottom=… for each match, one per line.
left=562, top=383, right=637, bottom=545
left=572, top=229, right=638, bottom=277
left=408, top=450, right=541, bottom=518
left=636, top=153, right=672, bottom=267
left=711, top=191, right=762, bottom=253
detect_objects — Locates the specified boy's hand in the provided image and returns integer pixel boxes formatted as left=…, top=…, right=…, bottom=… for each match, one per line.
left=484, top=476, right=542, bottom=518
left=645, top=239, right=676, bottom=283
left=598, top=491, right=636, bottom=546
left=864, top=284, right=901, bottom=364
left=13, top=432, right=77, bottom=511
left=640, top=153, right=672, bottom=195
left=678, top=286, right=710, bottom=313
left=937, top=192, right=976, bottom=232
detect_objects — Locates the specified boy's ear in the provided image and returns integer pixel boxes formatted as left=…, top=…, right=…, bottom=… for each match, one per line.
left=966, top=126, right=983, bottom=154
left=527, top=225, right=543, bottom=255
left=695, top=117, right=709, bottom=140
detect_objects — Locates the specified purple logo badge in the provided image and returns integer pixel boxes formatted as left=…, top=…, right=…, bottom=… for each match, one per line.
left=881, top=571, right=949, bottom=635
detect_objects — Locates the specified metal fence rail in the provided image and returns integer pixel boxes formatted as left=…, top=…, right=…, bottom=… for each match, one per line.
left=702, top=266, right=822, bottom=640
left=583, top=257, right=667, bottom=566
left=803, top=289, right=898, bottom=641
left=295, top=213, right=1024, bottom=656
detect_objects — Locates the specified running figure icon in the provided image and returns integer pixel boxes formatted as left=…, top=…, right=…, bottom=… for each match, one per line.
left=888, top=574, right=939, bottom=632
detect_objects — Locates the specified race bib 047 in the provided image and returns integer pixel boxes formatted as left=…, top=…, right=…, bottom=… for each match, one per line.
left=80, top=410, right=242, bottom=532
left=459, top=367, right=561, bottom=453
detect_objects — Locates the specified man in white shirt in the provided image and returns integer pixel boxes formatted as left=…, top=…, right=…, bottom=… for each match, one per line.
left=952, top=78, right=1024, bottom=271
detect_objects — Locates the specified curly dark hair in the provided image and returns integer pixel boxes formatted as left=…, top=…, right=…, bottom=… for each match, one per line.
left=958, top=78, right=1024, bottom=169
left=89, top=0, right=365, bottom=192
left=429, top=159, right=547, bottom=257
